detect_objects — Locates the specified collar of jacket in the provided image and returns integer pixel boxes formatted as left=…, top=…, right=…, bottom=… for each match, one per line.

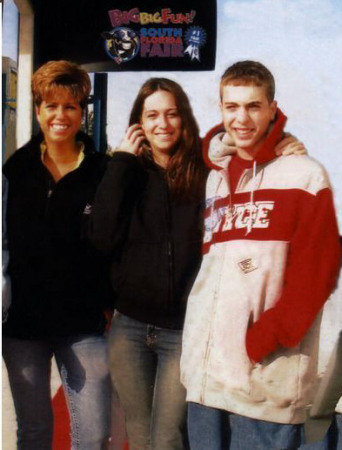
left=139, top=150, right=168, bottom=174
left=28, top=130, right=97, bottom=155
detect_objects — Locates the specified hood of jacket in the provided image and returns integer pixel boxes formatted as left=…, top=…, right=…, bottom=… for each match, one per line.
left=202, top=108, right=287, bottom=170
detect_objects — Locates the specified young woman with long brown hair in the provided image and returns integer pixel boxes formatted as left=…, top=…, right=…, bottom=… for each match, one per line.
left=90, top=78, right=205, bottom=450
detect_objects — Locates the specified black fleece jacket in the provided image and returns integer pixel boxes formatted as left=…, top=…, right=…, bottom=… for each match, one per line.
left=89, top=151, right=205, bottom=329
left=3, top=133, right=111, bottom=339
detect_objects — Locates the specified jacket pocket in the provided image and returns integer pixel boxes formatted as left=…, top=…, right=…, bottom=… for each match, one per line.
left=249, top=352, right=302, bottom=407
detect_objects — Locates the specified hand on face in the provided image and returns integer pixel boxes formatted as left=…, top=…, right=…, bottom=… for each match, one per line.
left=118, top=124, right=146, bottom=155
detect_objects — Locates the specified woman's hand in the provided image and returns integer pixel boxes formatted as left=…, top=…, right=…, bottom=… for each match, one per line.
left=118, top=124, right=146, bottom=155
left=275, top=133, right=308, bottom=156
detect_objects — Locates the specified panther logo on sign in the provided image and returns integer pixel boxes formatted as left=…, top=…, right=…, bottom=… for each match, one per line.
left=102, top=27, right=140, bottom=64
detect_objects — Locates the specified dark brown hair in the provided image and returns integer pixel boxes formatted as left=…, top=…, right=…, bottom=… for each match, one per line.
left=129, top=77, right=207, bottom=201
left=220, top=60, right=275, bottom=103
left=31, top=60, right=91, bottom=109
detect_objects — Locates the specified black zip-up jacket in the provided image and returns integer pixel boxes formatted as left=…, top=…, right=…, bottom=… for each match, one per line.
left=89, top=151, right=205, bottom=329
left=3, top=133, right=111, bottom=339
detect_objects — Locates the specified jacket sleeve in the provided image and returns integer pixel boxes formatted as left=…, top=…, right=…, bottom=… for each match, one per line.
left=88, top=152, right=145, bottom=256
left=246, top=187, right=341, bottom=363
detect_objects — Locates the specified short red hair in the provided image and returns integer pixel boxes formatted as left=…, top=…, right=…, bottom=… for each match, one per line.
left=31, top=60, right=91, bottom=109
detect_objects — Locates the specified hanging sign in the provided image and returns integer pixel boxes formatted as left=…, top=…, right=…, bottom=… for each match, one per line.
left=32, top=0, right=216, bottom=71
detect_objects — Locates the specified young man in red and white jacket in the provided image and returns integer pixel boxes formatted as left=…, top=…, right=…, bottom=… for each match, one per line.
left=180, top=60, right=341, bottom=449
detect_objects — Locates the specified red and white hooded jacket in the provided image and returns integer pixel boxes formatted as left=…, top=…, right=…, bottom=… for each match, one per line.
left=180, top=109, right=341, bottom=424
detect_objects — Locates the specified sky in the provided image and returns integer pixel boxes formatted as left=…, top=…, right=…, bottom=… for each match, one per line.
left=107, top=0, right=342, bottom=228
left=2, top=0, right=19, bottom=62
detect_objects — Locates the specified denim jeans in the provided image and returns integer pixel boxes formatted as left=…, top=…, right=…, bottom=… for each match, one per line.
left=3, top=334, right=111, bottom=450
left=187, top=402, right=305, bottom=450
left=109, top=311, right=188, bottom=450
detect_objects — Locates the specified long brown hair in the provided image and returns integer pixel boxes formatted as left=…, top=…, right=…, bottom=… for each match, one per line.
left=129, top=78, right=207, bottom=201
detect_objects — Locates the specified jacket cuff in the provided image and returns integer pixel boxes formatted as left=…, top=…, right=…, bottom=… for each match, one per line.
left=246, top=320, right=279, bottom=363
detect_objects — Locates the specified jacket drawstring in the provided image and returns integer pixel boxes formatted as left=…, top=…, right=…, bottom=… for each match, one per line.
left=246, top=160, right=257, bottom=235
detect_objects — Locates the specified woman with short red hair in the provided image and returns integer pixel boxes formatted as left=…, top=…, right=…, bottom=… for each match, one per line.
left=3, top=60, right=111, bottom=450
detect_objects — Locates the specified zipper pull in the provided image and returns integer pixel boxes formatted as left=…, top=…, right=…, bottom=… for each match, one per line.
left=47, top=179, right=54, bottom=199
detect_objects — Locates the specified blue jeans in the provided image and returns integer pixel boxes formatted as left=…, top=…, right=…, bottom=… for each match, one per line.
left=109, top=311, right=189, bottom=450
left=187, top=402, right=305, bottom=450
left=3, top=334, right=111, bottom=450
